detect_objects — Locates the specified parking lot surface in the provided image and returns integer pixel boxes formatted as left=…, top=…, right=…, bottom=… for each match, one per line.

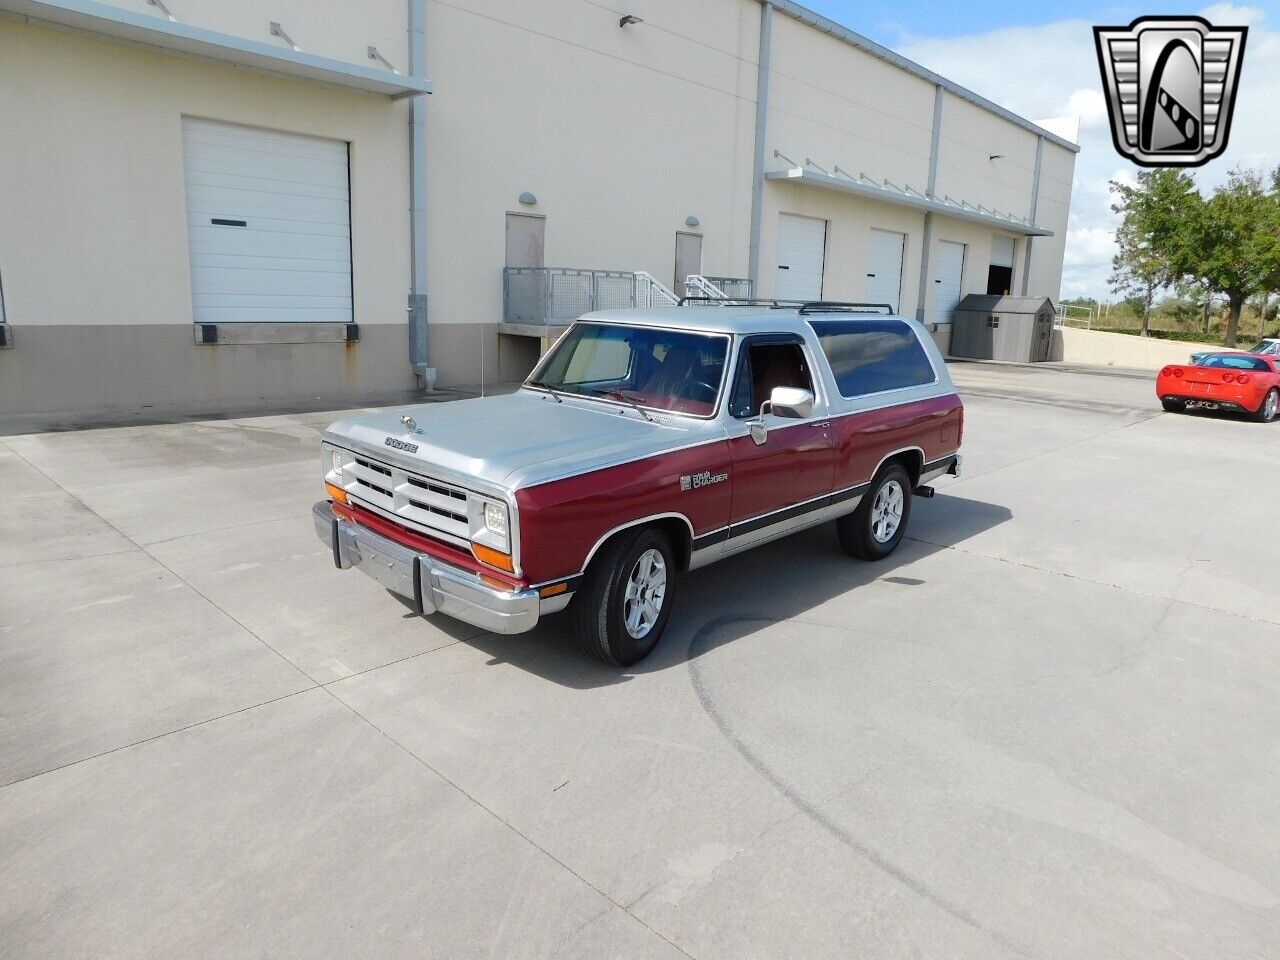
left=4, top=362, right=1279, bottom=959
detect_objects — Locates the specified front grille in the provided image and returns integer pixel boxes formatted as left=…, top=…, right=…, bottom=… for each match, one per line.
left=341, top=455, right=473, bottom=546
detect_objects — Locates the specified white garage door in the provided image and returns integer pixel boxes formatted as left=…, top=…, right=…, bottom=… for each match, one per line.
left=990, top=235, right=1016, bottom=268
left=776, top=213, right=826, bottom=301
left=928, top=240, right=966, bottom=326
left=866, top=228, right=905, bottom=313
left=182, top=118, right=352, bottom=324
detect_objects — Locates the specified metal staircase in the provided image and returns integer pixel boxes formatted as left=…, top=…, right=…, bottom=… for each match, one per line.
left=634, top=272, right=679, bottom=307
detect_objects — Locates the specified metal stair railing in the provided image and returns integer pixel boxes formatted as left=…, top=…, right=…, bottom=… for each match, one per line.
left=701, top=276, right=753, bottom=300
left=634, top=271, right=679, bottom=308
left=685, top=275, right=756, bottom=304
left=684, top=275, right=728, bottom=300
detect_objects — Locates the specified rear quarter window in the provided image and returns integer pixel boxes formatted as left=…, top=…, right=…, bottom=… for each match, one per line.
left=809, top=318, right=937, bottom=398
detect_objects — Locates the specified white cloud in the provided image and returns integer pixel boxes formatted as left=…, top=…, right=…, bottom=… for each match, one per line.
left=898, top=6, right=1279, bottom=300
left=1199, top=4, right=1267, bottom=26
left=1064, top=89, right=1107, bottom=130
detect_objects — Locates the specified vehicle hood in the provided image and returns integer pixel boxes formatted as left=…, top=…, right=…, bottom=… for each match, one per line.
left=324, top=390, right=716, bottom=491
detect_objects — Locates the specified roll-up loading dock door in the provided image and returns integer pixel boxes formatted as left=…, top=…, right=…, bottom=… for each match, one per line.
left=776, top=213, right=826, bottom=301
left=182, top=118, right=353, bottom=325
left=987, top=235, right=1016, bottom=295
left=866, top=228, right=906, bottom=313
left=928, top=240, right=966, bottom=326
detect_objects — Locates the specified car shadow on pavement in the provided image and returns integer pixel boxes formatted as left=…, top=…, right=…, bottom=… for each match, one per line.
left=438, top=493, right=1012, bottom=689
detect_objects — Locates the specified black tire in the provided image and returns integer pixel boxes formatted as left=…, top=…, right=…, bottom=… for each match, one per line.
left=1253, top=388, right=1279, bottom=423
left=572, top=528, right=676, bottom=666
left=1161, top=399, right=1186, bottom=413
left=837, top=463, right=913, bottom=561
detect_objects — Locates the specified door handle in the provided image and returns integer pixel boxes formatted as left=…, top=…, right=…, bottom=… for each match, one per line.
left=778, top=265, right=790, bottom=270
left=866, top=273, right=876, bottom=277
left=813, top=421, right=830, bottom=428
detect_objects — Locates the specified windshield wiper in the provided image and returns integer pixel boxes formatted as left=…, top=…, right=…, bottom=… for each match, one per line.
left=525, top=378, right=563, bottom=403
left=584, top=387, right=655, bottom=422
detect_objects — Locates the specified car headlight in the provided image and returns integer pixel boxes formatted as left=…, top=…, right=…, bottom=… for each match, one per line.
left=484, top=501, right=508, bottom=537
left=324, top=445, right=353, bottom=479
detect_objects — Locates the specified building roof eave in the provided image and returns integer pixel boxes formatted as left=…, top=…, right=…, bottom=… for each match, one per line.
left=0, top=0, right=431, bottom=99
left=765, top=167, right=1054, bottom=237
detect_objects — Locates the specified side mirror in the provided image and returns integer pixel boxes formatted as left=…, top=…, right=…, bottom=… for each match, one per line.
left=749, top=386, right=815, bottom=445
left=768, top=386, right=814, bottom=419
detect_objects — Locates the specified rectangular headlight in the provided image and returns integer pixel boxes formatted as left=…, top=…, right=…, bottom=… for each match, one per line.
left=324, top=445, right=353, bottom=480
left=483, top=501, right=508, bottom=537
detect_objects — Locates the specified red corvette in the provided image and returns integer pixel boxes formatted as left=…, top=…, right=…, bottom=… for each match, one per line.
left=1157, top=353, right=1280, bottom=423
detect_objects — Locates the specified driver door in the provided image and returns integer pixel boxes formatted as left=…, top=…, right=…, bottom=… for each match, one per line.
left=725, top=334, right=834, bottom=534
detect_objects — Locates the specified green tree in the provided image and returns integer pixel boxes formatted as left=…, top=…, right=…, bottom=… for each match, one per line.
left=1184, top=168, right=1280, bottom=347
left=1109, top=171, right=1199, bottom=337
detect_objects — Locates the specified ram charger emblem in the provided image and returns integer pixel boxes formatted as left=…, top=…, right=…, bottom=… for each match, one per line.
left=680, top=470, right=728, bottom=491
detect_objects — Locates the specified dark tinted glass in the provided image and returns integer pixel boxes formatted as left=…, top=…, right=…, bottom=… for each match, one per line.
left=809, top=318, right=936, bottom=397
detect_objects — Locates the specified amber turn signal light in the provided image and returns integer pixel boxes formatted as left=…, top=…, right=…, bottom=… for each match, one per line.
left=471, top=542, right=514, bottom=572
left=538, top=582, right=568, bottom=598
left=324, top=481, right=349, bottom=504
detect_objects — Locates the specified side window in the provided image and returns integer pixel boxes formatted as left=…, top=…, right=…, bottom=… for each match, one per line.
left=730, top=340, right=814, bottom=418
left=809, top=318, right=935, bottom=398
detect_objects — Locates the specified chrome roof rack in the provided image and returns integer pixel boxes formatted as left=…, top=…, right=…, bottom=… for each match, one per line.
left=796, top=301, right=893, bottom=315
left=676, top=296, right=796, bottom=307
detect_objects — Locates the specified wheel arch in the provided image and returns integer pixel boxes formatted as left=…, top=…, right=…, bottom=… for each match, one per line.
left=580, top=513, right=694, bottom=575
left=871, top=446, right=925, bottom=488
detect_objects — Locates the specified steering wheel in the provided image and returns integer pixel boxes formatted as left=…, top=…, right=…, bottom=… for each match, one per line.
left=684, top=380, right=718, bottom=404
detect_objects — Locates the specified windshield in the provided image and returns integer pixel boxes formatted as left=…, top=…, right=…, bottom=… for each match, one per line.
left=1247, top=340, right=1279, bottom=356
left=529, top=323, right=729, bottom=416
left=1198, top=353, right=1270, bottom=371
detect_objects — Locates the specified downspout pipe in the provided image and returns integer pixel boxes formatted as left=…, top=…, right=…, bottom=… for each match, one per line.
left=915, top=83, right=943, bottom=326
left=747, top=0, right=772, bottom=292
left=1020, top=135, right=1044, bottom=297
left=408, top=0, right=432, bottom=388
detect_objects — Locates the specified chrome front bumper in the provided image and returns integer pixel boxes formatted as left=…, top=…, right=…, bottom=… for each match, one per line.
left=312, top=501, right=547, bottom=635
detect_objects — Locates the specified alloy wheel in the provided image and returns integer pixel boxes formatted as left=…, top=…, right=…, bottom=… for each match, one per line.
left=871, top=479, right=905, bottom=543
left=623, top=548, right=667, bottom=639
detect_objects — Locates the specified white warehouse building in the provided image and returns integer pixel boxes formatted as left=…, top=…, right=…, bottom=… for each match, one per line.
left=0, top=0, right=1078, bottom=421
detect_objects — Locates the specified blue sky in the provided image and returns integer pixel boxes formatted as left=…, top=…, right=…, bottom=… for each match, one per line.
left=801, top=0, right=1278, bottom=46
left=795, top=2, right=1280, bottom=299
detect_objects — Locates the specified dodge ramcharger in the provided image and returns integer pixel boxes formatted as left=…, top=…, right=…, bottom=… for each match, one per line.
left=314, top=302, right=963, bottom=665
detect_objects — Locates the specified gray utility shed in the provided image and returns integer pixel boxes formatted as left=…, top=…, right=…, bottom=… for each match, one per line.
left=950, top=295, right=1055, bottom=362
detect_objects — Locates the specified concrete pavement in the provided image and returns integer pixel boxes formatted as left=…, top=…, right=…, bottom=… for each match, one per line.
left=3, top=364, right=1279, bottom=958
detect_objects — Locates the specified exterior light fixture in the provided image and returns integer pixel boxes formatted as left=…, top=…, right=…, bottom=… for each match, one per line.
left=619, top=15, right=643, bottom=27
left=519, top=192, right=537, bottom=206
left=685, top=215, right=700, bottom=227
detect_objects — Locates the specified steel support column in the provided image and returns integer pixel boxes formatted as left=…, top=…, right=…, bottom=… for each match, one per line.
left=747, top=1, right=773, bottom=290
left=915, top=84, right=944, bottom=325
left=1021, top=135, right=1044, bottom=296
